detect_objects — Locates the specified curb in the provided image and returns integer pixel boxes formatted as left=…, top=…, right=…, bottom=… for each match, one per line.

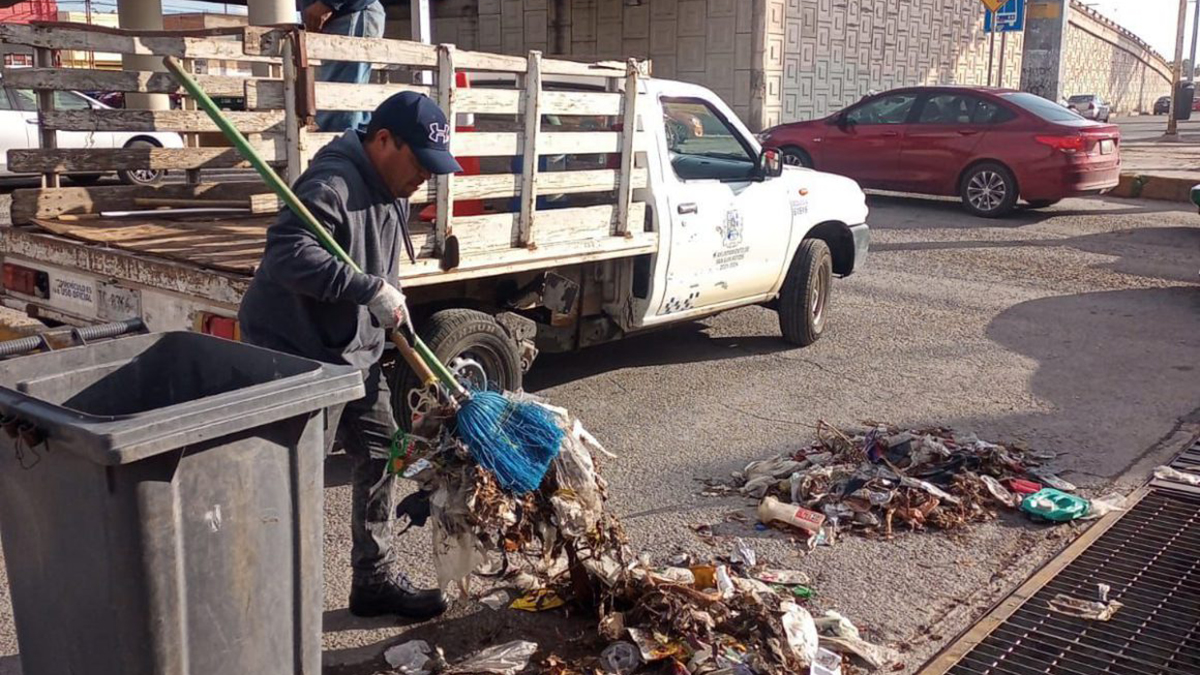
left=1111, top=173, right=1198, bottom=203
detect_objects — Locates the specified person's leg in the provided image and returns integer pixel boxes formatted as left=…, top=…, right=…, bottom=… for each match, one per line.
left=314, top=3, right=385, bottom=133
left=341, top=364, right=446, bottom=618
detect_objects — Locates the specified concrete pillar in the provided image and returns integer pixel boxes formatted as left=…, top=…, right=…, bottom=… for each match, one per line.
left=1019, top=0, right=1070, bottom=103
left=117, top=0, right=169, bottom=110
left=248, top=0, right=296, bottom=77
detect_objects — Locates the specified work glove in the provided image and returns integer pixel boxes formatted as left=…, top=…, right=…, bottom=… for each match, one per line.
left=367, top=281, right=409, bottom=330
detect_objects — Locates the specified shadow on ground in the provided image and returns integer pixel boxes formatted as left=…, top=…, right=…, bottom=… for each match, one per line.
left=322, top=604, right=598, bottom=675
left=526, top=318, right=791, bottom=391
left=866, top=193, right=1178, bottom=229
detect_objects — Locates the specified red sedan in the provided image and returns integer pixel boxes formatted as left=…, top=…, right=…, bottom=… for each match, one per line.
left=760, top=86, right=1121, bottom=217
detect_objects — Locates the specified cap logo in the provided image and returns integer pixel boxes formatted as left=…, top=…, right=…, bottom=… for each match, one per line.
left=428, top=122, right=450, bottom=144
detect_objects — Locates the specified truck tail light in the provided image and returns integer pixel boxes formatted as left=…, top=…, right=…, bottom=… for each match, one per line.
left=1035, top=134, right=1085, bottom=154
left=2, top=263, right=49, bottom=299
left=198, top=312, right=239, bottom=340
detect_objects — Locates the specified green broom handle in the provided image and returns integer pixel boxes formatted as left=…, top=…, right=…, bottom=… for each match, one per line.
left=162, top=55, right=468, bottom=398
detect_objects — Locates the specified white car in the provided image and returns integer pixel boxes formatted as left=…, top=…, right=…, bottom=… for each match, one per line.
left=0, top=76, right=183, bottom=186
left=1066, top=94, right=1111, bottom=123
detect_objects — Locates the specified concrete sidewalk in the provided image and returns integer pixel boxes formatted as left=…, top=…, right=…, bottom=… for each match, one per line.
left=1113, top=116, right=1200, bottom=203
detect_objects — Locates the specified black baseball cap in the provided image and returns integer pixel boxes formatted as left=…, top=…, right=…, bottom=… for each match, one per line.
left=371, top=91, right=463, bottom=175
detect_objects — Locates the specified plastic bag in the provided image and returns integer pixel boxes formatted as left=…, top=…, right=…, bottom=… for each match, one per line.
left=780, top=602, right=819, bottom=667
left=385, top=640, right=440, bottom=675
left=450, top=640, right=537, bottom=674
left=1154, top=465, right=1200, bottom=486
left=1081, top=493, right=1126, bottom=520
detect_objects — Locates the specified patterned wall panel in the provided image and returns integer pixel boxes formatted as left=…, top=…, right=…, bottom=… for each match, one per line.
left=383, top=0, right=1169, bottom=127
left=776, top=0, right=1024, bottom=123
left=1062, top=3, right=1172, bottom=114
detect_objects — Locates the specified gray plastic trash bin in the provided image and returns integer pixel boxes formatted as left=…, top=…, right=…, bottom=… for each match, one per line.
left=0, top=332, right=364, bottom=675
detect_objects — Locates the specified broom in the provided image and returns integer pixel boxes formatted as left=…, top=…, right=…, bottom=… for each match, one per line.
left=163, top=55, right=562, bottom=493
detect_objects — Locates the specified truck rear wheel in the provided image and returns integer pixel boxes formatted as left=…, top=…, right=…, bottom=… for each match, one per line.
left=778, top=239, right=832, bottom=347
left=390, top=308, right=523, bottom=430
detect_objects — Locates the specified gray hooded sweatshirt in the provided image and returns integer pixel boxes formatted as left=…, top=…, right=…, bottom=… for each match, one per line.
left=239, top=130, right=411, bottom=369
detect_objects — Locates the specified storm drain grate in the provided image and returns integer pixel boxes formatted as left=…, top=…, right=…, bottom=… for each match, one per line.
left=922, top=441, right=1200, bottom=675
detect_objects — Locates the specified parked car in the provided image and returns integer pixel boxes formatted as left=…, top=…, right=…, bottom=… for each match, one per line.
left=1154, top=95, right=1172, bottom=115
left=1066, top=94, right=1111, bottom=122
left=0, top=76, right=184, bottom=186
left=759, top=86, right=1121, bottom=218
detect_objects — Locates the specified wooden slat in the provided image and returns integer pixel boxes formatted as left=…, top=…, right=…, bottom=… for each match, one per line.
left=456, top=49, right=627, bottom=78
left=300, top=32, right=438, bottom=67
left=246, top=79, right=433, bottom=111
left=518, top=52, right=543, bottom=247
left=7, top=146, right=283, bottom=173
left=34, top=47, right=58, bottom=188
left=1, top=68, right=250, bottom=98
left=450, top=203, right=646, bottom=254
left=10, top=182, right=274, bottom=223
left=455, top=88, right=521, bottom=114
left=436, top=44, right=457, bottom=251
left=301, top=130, right=643, bottom=161
left=449, top=169, right=646, bottom=200
left=0, top=23, right=278, bottom=63
left=615, top=61, right=640, bottom=236
left=451, top=131, right=623, bottom=157
left=454, top=89, right=623, bottom=116
left=399, top=231, right=658, bottom=287
left=41, top=109, right=285, bottom=134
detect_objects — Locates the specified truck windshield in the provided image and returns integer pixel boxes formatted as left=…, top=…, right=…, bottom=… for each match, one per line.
left=661, top=99, right=757, bottom=181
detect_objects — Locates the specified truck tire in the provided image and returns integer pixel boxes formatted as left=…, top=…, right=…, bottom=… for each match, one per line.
left=390, top=308, right=523, bottom=429
left=778, top=238, right=832, bottom=347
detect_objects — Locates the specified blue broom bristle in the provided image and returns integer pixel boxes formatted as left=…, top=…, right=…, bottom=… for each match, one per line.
left=456, top=390, right=564, bottom=493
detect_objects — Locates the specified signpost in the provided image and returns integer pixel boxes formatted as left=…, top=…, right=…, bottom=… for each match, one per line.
left=985, top=1, right=1026, bottom=88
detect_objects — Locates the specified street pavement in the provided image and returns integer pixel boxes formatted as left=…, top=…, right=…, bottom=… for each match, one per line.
left=0, top=191, right=1197, bottom=673
left=1115, top=116, right=1200, bottom=195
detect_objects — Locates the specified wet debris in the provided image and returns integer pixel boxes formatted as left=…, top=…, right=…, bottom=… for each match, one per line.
left=714, top=422, right=1101, bottom=541
left=390, top=406, right=897, bottom=674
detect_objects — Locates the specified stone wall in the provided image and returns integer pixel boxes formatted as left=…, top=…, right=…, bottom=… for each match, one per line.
left=381, top=0, right=1172, bottom=127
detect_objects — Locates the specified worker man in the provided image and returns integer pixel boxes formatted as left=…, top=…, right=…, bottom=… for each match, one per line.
left=301, top=0, right=386, bottom=132
left=239, top=92, right=461, bottom=620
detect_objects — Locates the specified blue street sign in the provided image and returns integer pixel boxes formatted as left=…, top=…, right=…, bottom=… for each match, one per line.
left=985, top=0, right=1025, bottom=33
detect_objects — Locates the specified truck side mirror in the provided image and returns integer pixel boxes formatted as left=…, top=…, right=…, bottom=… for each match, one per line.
left=760, top=147, right=784, bottom=179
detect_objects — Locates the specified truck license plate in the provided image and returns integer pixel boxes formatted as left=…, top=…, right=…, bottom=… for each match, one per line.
left=97, top=282, right=141, bottom=321
left=1099, top=140, right=1114, bottom=155
left=48, top=272, right=96, bottom=314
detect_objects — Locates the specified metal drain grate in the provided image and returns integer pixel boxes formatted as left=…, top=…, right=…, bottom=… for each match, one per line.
left=922, top=441, right=1200, bottom=675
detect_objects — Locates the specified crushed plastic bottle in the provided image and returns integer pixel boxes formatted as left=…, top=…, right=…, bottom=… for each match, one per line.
left=1020, top=488, right=1089, bottom=522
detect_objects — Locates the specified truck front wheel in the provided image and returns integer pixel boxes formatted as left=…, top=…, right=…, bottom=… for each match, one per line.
left=390, top=308, right=524, bottom=429
left=778, top=239, right=832, bottom=346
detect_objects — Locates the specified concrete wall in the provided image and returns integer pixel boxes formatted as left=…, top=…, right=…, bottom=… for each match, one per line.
left=1062, top=2, right=1172, bottom=115
left=382, top=0, right=1172, bottom=127
left=386, top=0, right=765, bottom=125
left=774, top=0, right=1022, bottom=126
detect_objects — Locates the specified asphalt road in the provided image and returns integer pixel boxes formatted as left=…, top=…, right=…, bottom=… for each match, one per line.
left=0, top=191, right=1197, bottom=674
left=1115, top=114, right=1200, bottom=143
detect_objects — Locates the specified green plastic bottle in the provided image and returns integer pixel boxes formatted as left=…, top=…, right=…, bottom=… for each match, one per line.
left=1020, top=488, right=1089, bottom=522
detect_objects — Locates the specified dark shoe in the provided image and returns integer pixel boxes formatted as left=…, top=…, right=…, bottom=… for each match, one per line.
left=349, top=573, right=447, bottom=620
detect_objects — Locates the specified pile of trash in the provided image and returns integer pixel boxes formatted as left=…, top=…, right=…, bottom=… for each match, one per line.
left=387, top=406, right=897, bottom=674
left=710, top=422, right=1120, bottom=545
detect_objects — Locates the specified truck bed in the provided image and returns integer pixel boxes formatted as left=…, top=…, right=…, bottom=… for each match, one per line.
left=6, top=210, right=658, bottom=292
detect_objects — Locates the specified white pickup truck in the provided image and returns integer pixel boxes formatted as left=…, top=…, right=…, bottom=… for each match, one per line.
left=0, top=25, right=868, bottom=421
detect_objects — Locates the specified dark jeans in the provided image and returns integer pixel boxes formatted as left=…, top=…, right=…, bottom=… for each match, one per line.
left=324, top=364, right=398, bottom=584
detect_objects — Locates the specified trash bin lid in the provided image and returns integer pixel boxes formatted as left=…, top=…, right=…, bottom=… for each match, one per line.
left=0, top=332, right=364, bottom=465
